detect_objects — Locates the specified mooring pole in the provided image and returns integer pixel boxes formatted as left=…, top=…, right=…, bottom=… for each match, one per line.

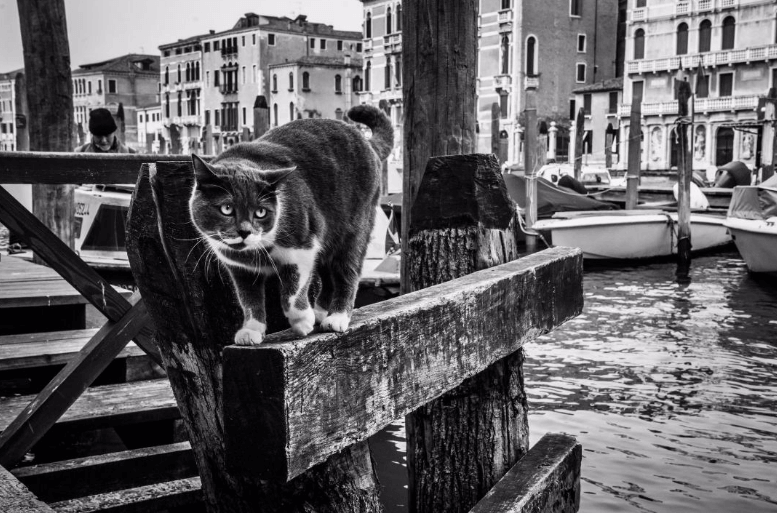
left=16, top=0, right=75, bottom=256
left=573, top=107, right=585, bottom=181
left=676, top=81, right=693, bottom=275
left=626, top=102, right=642, bottom=210
left=524, top=87, right=539, bottom=251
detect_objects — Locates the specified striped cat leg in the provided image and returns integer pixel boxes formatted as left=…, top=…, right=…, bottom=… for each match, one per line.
left=228, top=269, right=267, bottom=346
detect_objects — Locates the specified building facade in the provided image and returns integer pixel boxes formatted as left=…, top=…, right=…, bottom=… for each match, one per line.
left=0, top=69, right=28, bottom=152
left=159, top=35, right=205, bottom=154
left=137, top=105, right=163, bottom=153
left=620, top=0, right=777, bottom=172
left=72, top=54, right=160, bottom=151
left=571, top=77, right=623, bottom=167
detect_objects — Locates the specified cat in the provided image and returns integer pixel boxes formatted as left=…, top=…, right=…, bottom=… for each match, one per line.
left=189, top=104, right=393, bottom=346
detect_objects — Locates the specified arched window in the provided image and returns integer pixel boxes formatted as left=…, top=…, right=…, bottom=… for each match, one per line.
left=676, top=23, right=688, bottom=55
left=699, top=20, right=712, bottom=53
left=385, top=57, right=392, bottom=89
left=500, top=35, right=510, bottom=74
left=366, top=12, right=372, bottom=39
left=272, top=74, right=277, bottom=92
left=289, top=102, right=295, bottom=121
left=387, top=7, right=392, bottom=34
left=353, top=75, right=362, bottom=92
left=195, top=62, right=200, bottom=81
left=303, top=71, right=310, bottom=90
left=186, top=63, right=191, bottom=82
left=722, top=16, right=735, bottom=50
left=633, top=29, right=645, bottom=60
left=165, top=93, right=170, bottom=118
left=396, top=4, right=402, bottom=31
left=335, top=74, right=342, bottom=93
left=526, top=36, right=537, bottom=77
left=177, top=64, right=181, bottom=83
left=273, top=103, right=278, bottom=126
left=289, top=72, right=294, bottom=91
left=366, top=61, right=372, bottom=91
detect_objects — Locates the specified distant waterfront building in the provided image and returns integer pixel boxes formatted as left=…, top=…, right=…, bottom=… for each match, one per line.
left=357, top=0, right=621, bottom=183
left=571, top=77, right=624, bottom=167
left=71, top=54, right=160, bottom=151
left=0, top=69, right=28, bottom=152
left=620, top=0, right=777, bottom=172
left=268, top=55, right=363, bottom=126
left=137, top=105, right=163, bottom=153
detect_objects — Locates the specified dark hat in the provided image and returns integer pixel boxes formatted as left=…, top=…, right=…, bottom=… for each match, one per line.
left=89, top=108, right=117, bottom=136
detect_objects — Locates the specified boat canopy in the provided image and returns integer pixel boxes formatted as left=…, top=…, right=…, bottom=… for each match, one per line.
left=503, top=174, right=617, bottom=218
left=727, top=174, right=777, bottom=220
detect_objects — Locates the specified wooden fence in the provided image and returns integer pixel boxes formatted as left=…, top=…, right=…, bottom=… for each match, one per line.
left=0, top=151, right=584, bottom=512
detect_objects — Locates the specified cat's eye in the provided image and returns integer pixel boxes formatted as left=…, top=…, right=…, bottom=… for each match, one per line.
left=256, top=208, right=267, bottom=219
left=220, top=204, right=234, bottom=216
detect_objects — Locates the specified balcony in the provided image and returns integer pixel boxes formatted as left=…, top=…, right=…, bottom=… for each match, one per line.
left=619, top=94, right=759, bottom=117
left=383, top=34, right=401, bottom=54
left=498, top=9, right=512, bottom=33
left=494, top=74, right=512, bottom=91
left=524, top=76, right=539, bottom=90
left=626, top=43, right=777, bottom=75
left=364, top=39, right=373, bottom=53
left=631, top=0, right=750, bottom=22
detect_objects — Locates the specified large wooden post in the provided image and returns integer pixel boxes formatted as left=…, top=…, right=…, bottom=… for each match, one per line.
left=406, top=154, right=531, bottom=513
left=401, top=0, right=478, bottom=294
left=626, top=102, right=642, bottom=210
left=16, top=0, right=75, bottom=253
left=676, top=81, right=693, bottom=275
left=126, top=162, right=382, bottom=513
left=573, top=108, right=585, bottom=181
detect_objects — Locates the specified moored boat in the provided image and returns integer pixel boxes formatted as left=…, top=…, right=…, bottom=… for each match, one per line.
left=722, top=175, right=777, bottom=275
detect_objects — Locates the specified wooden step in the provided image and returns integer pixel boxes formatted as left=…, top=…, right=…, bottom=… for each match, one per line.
left=0, top=330, right=147, bottom=372
left=12, top=442, right=197, bottom=504
left=0, top=378, right=179, bottom=433
left=49, top=477, right=202, bottom=513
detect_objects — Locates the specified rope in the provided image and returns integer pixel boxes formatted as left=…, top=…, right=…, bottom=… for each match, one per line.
left=516, top=210, right=552, bottom=249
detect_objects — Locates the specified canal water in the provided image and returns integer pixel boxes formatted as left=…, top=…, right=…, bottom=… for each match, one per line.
left=371, top=249, right=777, bottom=512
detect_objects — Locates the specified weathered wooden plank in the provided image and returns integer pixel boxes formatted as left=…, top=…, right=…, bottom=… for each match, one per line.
left=0, top=378, right=178, bottom=433
left=469, top=433, right=582, bottom=513
left=12, top=442, right=196, bottom=503
left=0, top=464, right=55, bottom=513
left=0, top=152, right=208, bottom=184
left=49, top=477, right=202, bottom=513
left=223, top=247, right=583, bottom=481
left=0, top=301, right=152, bottom=467
left=0, top=187, right=159, bottom=365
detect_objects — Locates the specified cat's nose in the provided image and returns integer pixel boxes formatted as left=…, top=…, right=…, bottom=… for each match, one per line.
left=237, top=229, right=251, bottom=240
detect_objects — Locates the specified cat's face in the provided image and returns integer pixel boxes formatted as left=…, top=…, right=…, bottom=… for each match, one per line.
left=190, top=156, right=284, bottom=255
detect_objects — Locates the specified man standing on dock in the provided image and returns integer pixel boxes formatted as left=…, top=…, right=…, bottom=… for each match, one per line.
left=74, top=108, right=135, bottom=154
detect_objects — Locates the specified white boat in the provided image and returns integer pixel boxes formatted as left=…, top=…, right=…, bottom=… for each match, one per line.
left=722, top=175, right=777, bottom=275
left=533, top=210, right=732, bottom=260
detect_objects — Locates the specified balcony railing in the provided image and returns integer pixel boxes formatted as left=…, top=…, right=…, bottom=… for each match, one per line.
left=498, top=9, right=512, bottom=23
left=384, top=34, right=402, bottom=54
left=619, top=95, right=759, bottom=116
left=524, top=76, right=539, bottom=90
left=493, top=74, right=512, bottom=90
left=633, top=0, right=750, bottom=22
left=626, top=44, right=777, bottom=74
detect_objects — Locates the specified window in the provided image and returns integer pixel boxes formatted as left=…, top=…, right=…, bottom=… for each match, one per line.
left=206, top=71, right=210, bottom=86
left=252, top=65, right=257, bottom=83
left=88, top=81, right=92, bottom=94
left=289, top=102, right=295, bottom=122
left=577, top=34, right=586, bottom=53
left=177, top=91, right=182, bottom=116
left=499, top=92, right=508, bottom=119
left=252, top=34, right=256, bottom=45
left=526, top=36, right=537, bottom=77
left=186, top=63, right=191, bottom=82
left=357, top=43, right=363, bottom=52
left=214, top=70, right=220, bottom=87
left=165, top=93, right=170, bottom=117
left=273, top=104, right=278, bottom=126
left=699, top=20, right=711, bottom=53
left=310, top=38, right=316, bottom=49
left=719, top=73, right=733, bottom=97
left=366, top=61, right=372, bottom=90
left=242, top=66, right=246, bottom=84
left=634, top=29, right=645, bottom=60
left=696, top=74, right=709, bottom=98
left=676, top=23, right=688, bottom=55
left=108, top=79, right=117, bottom=93
left=366, top=13, right=372, bottom=38
left=214, top=40, right=220, bottom=51
left=387, top=7, right=392, bottom=34
left=195, top=63, right=200, bottom=81
left=269, top=34, right=276, bottom=45
left=98, top=80, right=102, bottom=92
left=320, top=39, right=326, bottom=50
left=205, top=110, right=210, bottom=125
left=632, top=80, right=644, bottom=103
left=385, top=57, right=392, bottom=89
left=353, top=75, right=362, bottom=92
left=576, top=63, right=586, bottom=83
left=335, top=74, right=342, bottom=93
left=570, top=0, right=581, bottom=16
left=338, top=40, right=343, bottom=51
left=163, top=50, right=170, bottom=57
left=303, top=71, right=310, bottom=90
left=165, top=67, right=169, bottom=85
left=242, top=36, right=245, bottom=47
left=608, top=91, right=618, bottom=113
left=722, top=16, right=735, bottom=50
left=272, top=74, right=277, bottom=92
left=583, top=93, right=592, bottom=115
left=395, top=55, right=402, bottom=86
left=500, top=35, right=510, bottom=74
left=177, top=65, right=182, bottom=83
left=289, top=72, right=294, bottom=91
left=243, top=107, right=246, bottom=125
left=215, top=109, right=220, bottom=126
left=773, top=68, right=777, bottom=89
left=139, top=113, right=144, bottom=123
left=396, top=4, right=402, bottom=31
left=502, top=0, right=511, bottom=8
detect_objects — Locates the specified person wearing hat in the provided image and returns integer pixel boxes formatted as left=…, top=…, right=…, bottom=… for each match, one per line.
left=75, top=108, right=135, bottom=153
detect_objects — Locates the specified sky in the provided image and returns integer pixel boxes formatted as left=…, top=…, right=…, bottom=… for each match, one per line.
left=0, top=0, right=364, bottom=73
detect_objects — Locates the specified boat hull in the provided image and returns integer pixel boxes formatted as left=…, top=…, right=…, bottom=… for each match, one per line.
left=723, top=217, right=777, bottom=274
left=533, top=212, right=732, bottom=260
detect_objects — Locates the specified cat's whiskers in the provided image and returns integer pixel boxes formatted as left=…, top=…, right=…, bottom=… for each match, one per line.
left=183, top=236, right=208, bottom=266
left=258, top=244, right=282, bottom=283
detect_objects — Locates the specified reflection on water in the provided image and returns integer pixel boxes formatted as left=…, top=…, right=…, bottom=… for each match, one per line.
left=527, top=251, right=777, bottom=512
left=372, top=250, right=777, bottom=512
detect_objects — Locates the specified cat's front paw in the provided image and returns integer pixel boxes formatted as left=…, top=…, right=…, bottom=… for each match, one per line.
left=313, top=304, right=328, bottom=325
left=234, top=319, right=267, bottom=346
left=289, top=308, right=316, bottom=337
left=321, top=312, right=351, bottom=333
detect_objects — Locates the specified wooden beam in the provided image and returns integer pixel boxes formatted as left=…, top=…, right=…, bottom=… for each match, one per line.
left=469, top=433, right=582, bottom=513
left=222, top=247, right=583, bottom=482
left=0, top=464, right=54, bottom=513
left=12, top=442, right=196, bottom=503
left=0, top=186, right=159, bottom=365
left=0, top=152, right=209, bottom=184
left=0, top=300, right=150, bottom=468
left=49, top=477, right=202, bottom=513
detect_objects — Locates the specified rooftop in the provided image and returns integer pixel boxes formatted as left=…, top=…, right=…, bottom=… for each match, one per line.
left=73, top=54, right=160, bottom=76
left=200, top=13, right=361, bottom=40
left=572, top=76, right=623, bottom=95
left=269, top=55, right=364, bottom=69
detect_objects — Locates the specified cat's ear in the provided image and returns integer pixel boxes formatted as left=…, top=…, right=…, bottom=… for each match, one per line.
left=192, top=154, right=218, bottom=184
left=262, top=166, right=297, bottom=185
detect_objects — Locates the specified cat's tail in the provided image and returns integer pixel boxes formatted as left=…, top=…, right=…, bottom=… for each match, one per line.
left=348, top=104, right=394, bottom=162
